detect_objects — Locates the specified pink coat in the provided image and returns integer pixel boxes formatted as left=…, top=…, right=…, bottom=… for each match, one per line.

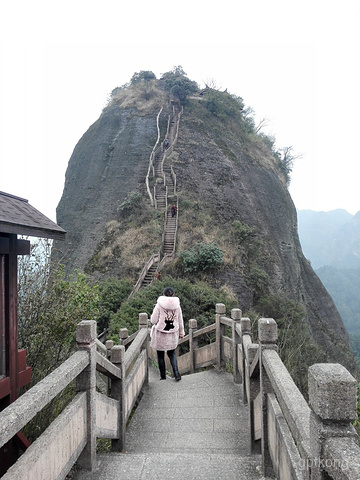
left=150, top=295, right=185, bottom=351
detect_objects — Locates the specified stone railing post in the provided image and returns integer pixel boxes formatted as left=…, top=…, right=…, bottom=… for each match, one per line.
left=189, top=319, right=198, bottom=374
left=119, top=328, right=129, bottom=346
left=110, top=345, right=126, bottom=452
left=139, top=312, right=148, bottom=330
left=308, top=363, right=358, bottom=480
left=231, top=308, right=242, bottom=384
left=258, top=317, right=277, bottom=478
left=139, top=313, right=149, bottom=386
left=106, top=339, right=114, bottom=359
left=216, top=303, right=226, bottom=370
left=240, top=316, right=251, bottom=405
left=76, top=320, right=97, bottom=472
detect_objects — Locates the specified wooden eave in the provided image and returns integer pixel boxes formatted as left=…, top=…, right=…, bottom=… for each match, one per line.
left=0, top=191, right=66, bottom=241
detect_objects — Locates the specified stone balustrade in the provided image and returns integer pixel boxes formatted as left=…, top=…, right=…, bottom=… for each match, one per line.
left=0, top=304, right=359, bottom=479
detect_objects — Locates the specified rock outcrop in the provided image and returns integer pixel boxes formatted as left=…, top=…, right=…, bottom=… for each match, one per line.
left=55, top=79, right=357, bottom=374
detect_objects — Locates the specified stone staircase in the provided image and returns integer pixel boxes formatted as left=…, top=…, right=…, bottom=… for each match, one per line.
left=163, top=210, right=177, bottom=255
left=74, top=367, right=266, bottom=480
left=130, top=101, right=181, bottom=295
left=141, top=262, right=158, bottom=287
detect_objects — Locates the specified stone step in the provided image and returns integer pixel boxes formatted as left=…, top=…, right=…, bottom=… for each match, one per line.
left=77, top=452, right=264, bottom=480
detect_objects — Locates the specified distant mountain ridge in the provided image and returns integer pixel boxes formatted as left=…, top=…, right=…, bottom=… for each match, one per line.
left=297, top=208, right=360, bottom=338
left=297, top=209, right=360, bottom=269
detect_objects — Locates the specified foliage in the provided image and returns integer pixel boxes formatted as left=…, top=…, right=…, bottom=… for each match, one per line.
left=179, top=242, right=224, bottom=273
left=18, top=239, right=100, bottom=441
left=160, top=66, right=198, bottom=103
left=18, top=240, right=100, bottom=382
left=276, top=146, right=302, bottom=186
left=350, top=333, right=360, bottom=367
left=233, top=220, right=257, bottom=242
left=130, top=70, right=156, bottom=84
left=97, top=278, right=132, bottom=331
left=354, top=383, right=360, bottom=435
left=247, top=267, right=270, bottom=299
left=204, top=89, right=244, bottom=122
left=254, top=294, right=326, bottom=394
left=231, top=221, right=268, bottom=301
left=117, top=191, right=142, bottom=214
left=108, top=277, right=238, bottom=339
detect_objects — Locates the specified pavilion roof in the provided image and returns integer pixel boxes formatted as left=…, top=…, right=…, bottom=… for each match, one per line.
left=0, top=191, right=66, bottom=240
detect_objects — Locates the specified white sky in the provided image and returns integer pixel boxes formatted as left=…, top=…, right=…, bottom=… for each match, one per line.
left=1, top=0, right=359, bottom=222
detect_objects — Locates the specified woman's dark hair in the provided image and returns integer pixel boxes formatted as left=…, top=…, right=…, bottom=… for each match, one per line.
left=163, top=286, right=175, bottom=297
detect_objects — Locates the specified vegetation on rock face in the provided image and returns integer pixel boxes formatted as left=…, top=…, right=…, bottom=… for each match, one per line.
left=85, top=194, right=163, bottom=278
left=179, top=241, right=224, bottom=273
left=159, top=65, right=199, bottom=104
left=253, top=294, right=327, bottom=395
left=108, top=276, right=238, bottom=341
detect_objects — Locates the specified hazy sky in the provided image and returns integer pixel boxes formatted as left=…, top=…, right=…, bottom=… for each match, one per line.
left=1, top=0, right=359, bottom=222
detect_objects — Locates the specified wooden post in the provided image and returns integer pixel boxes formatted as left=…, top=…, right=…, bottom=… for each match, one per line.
left=216, top=303, right=226, bottom=370
left=189, top=319, right=198, bottom=374
left=110, top=345, right=126, bottom=452
left=258, top=317, right=277, bottom=478
left=8, top=235, right=18, bottom=404
left=76, top=320, right=97, bottom=472
left=231, top=308, right=242, bottom=384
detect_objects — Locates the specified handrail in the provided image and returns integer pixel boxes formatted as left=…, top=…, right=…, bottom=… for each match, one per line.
left=0, top=350, right=89, bottom=448
left=262, top=348, right=311, bottom=457
left=2, top=306, right=358, bottom=479
left=129, top=252, right=160, bottom=297
left=146, top=106, right=163, bottom=205
left=124, top=328, right=148, bottom=374
left=1, top=317, right=150, bottom=478
left=131, top=101, right=181, bottom=295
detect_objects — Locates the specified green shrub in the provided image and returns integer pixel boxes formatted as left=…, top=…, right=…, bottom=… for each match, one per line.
left=18, top=239, right=101, bottom=441
left=130, top=70, right=156, bottom=84
left=108, top=277, right=238, bottom=339
left=160, top=66, right=198, bottom=103
left=254, top=294, right=326, bottom=395
left=204, top=90, right=244, bottom=121
left=179, top=242, right=224, bottom=273
left=117, top=191, right=142, bottom=214
left=97, top=278, right=132, bottom=331
left=233, top=220, right=257, bottom=242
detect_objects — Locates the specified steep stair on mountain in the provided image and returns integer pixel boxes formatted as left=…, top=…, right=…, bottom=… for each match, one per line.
left=142, top=262, right=159, bottom=287
left=131, top=101, right=181, bottom=294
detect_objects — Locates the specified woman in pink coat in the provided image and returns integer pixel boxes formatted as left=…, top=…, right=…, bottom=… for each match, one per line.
left=150, top=286, right=185, bottom=381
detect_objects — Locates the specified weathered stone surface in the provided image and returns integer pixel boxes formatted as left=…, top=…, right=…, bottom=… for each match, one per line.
left=308, top=363, right=358, bottom=421
left=258, top=318, right=278, bottom=344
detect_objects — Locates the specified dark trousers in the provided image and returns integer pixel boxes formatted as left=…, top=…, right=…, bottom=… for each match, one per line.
left=157, top=349, right=179, bottom=379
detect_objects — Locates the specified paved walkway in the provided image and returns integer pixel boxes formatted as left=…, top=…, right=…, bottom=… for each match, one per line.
left=75, top=366, right=265, bottom=480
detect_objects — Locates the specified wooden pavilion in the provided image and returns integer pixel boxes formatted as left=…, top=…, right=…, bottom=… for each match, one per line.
left=0, top=191, right=66, bottom=472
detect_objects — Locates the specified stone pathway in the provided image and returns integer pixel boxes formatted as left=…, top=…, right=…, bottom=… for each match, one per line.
left=74, top=366, right=266, bottom=479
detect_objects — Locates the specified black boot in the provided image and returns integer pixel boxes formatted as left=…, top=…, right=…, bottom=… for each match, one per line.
left=157, top=351, right=166, bottom=380
left=168, top=350, right=181, bottom=381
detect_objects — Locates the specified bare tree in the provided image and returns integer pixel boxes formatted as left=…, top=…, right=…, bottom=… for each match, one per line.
left=255, top=117, right=270, bottom=134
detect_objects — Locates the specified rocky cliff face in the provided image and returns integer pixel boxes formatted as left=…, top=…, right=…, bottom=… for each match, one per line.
left=56, top=79, right=357, bottom=374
